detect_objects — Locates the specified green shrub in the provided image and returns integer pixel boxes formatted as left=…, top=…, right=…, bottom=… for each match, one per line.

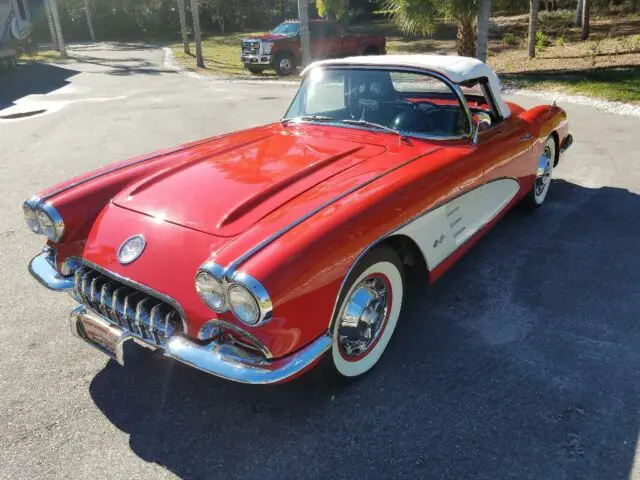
left=556, top=34, right=565, bottom=47
left=536, top=31, right=552, bottom=51
left=503, top=32, right=518, bottom=46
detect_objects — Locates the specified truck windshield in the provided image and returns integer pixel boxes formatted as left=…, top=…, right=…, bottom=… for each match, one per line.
left=283, top=67, right=473, bottom=139
left=271, top=22, right=300, bottom=36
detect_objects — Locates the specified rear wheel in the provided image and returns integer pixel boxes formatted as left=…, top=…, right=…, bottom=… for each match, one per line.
left=325, top=247, right=405, bottom=380
left=363, top=46, right=379, bottom=55
left=273, top=52, right=295, bottom=76
left=523, top=135, right=556, bottom=208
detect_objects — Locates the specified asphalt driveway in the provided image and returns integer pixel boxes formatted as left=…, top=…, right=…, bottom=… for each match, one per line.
left=0, top=44, right=639, bottom=480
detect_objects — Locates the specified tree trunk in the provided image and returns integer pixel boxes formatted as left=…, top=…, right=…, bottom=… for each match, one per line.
left=84, top=0, right=96, bottom=41
left=575, top=0, right=583, bottom=26
left=528, top=0, right=538, bottom=59
left=43, top=0, right=58, bottom=50
left=177, top=0, right=190, bottom=55
left=581, top=0, right=590, bottom=40
left=476, top=0, right=491, bottom=62
left=48, top=0, right=66, bottom=57
left=190, top=0, right=204, bottom=67
left=298, top=0, right=311, bottom=65
left=456, top=19, right=476, bottom=57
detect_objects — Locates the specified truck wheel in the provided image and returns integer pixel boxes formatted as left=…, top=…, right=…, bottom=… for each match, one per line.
left=273, top=52, right=295, bottom=76
left=245, top=65, right=266, bottom=74
left=363, top=46, right=379, bottom=55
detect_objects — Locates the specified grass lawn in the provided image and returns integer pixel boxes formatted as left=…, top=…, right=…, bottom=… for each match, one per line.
left=168, top=12, right=640, bottom=104
left=505, top=67, right=640, bottom=103
left=171, top=32, right=279, bottom=77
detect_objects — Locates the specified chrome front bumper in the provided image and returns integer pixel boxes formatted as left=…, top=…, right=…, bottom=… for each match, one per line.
left=31, top=250, right=332, bottom=384
left=70, top=306, right=332, bottom=384
left=241, top=54, right=272, bottom=65
left=29, top=249, right=74, bottom=291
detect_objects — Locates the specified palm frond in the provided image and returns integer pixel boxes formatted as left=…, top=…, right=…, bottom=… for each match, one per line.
left=383, top=0, right=440, bottom=36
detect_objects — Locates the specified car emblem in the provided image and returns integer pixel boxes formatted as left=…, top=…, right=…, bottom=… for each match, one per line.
left=118, top=234, right=146, bottom=265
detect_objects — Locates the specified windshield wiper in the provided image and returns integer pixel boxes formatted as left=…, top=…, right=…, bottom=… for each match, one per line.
left=281, top=115, right=336, bottom=125
left=340, top=119, right=406, bottom=138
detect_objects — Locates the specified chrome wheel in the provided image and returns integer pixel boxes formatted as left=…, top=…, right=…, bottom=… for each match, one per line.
left=330, top=249, right=405, bottom=378
left=337, top=274, right=392, bottom=361
left=534, top=142, right=555, bottom=204
left=278, top=57, right=292, bottom=74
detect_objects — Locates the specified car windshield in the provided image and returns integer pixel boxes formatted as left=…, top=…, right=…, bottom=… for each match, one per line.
left=283, top=67, right=472, bottom=139
left=271, top=22, right=300, bottom=36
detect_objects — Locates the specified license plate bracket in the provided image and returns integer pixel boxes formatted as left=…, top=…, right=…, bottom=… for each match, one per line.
left=71, top=308, right=131, bottom=365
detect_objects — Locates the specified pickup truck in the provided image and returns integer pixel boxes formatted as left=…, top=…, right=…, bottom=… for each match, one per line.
left=241, top=19, right=386, bottom=76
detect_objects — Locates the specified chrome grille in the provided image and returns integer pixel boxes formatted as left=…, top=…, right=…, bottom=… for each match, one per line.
left=242, top=40, right=260, bottom=55
left=73, top=266, right=184, bottom=347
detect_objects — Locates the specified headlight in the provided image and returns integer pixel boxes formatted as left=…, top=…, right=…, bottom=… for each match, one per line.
left=23, top=203, right=40, bottom=233
left=195, top=271, right=227, bottom=312
left=22, top=198, right=65, bottom=242
left=195, top=262, right=272, bottom=326
left=261, top=41, right=274, bottom=54
left=228, top=283, right=260, bottom=325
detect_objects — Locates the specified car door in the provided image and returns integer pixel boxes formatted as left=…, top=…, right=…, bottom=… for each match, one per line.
left=477, top=115, right=535, bottom=202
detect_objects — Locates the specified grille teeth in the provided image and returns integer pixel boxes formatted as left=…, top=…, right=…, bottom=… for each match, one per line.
left=73, top=265, right=183, bottom=347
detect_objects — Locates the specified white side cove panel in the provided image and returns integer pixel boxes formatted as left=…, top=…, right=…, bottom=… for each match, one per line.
left=395, top=178, right=520, bottom=270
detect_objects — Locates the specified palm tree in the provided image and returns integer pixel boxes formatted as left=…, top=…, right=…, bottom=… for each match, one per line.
left=43, top=0, right=58, bottom=50
left=580, top=0, right=590, bottom=40
left=385, top=0, right=477, bottom=57
left=84, top=0, right=96, bottom=41
left=527, top=0, right=538, bottom=58
left=298, top=0, right=311, bottom=66
left=47, top=0, right=66, bottom=57
left=476, top=0, right=491, bottom=62
left=190, top=0, right=204, bottom=67
left=177, top=0, right=190, bottom=55
left=575, top=0, right=583, bottom=27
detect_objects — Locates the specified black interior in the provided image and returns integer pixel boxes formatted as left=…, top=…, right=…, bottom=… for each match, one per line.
left=298, top=70, right=497, bottom=138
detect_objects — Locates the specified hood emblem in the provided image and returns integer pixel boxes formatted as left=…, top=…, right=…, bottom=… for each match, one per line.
left=118, top=234, right=146, bottom=265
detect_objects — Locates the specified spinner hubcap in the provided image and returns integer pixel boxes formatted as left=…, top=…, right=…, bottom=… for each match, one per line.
left=337, top=274, right=392, bottom=361
left=535, top=146, right=553, bottom=199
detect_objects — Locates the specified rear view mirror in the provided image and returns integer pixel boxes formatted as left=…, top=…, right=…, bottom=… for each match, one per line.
left=472, top=112, right=492, bottom=144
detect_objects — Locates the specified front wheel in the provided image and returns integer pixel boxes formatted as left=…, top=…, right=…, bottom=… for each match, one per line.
left=273, top=52, right=295, bottom=76
left=523, top=135, right=556, bottom=208
left=327, top=247, right=405, bottom=380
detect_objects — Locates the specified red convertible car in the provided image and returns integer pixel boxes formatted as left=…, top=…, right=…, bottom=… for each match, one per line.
left=25, top=55, right=572, bottom=384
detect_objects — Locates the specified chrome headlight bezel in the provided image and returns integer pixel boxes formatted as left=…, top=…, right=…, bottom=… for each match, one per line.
left=195, top=261, right=273, bottom=327
left=22, top=196, right=65, bottom=243
left=195, top=270, right=227, bottom=313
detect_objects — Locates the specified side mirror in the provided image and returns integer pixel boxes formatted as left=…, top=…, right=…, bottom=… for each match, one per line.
left=471, top=112, right=492, bottom=144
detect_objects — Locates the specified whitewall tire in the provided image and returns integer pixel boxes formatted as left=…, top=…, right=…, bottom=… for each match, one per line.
left=329, top=247, right=405, bottom=379
left=524, top=135, right=556, bottom=208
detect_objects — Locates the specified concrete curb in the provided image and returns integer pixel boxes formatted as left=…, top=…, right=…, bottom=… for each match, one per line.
left=162, top=47, right=299, bottom=85
left=162, top=47, right=639, bottom=117
left=503, top=86, right=640, bottom=118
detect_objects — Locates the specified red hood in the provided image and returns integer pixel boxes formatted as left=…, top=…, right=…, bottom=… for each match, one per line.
left=112, top=127, right=387, bottom=237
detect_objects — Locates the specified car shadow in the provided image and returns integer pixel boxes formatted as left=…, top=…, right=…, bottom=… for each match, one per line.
left=89, top=179, right=640, bottom=479
left=0, top=62, right=78, bottom=111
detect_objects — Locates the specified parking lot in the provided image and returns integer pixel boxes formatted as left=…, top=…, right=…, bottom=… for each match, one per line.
left=1, top=45, right=639, bottom=479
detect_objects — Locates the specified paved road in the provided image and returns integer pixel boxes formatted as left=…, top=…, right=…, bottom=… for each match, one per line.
left=1, top=44, right=639, bottom=480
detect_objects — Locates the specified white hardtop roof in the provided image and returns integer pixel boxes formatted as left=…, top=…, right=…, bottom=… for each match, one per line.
left=302, top=54, right=511, bottom=118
